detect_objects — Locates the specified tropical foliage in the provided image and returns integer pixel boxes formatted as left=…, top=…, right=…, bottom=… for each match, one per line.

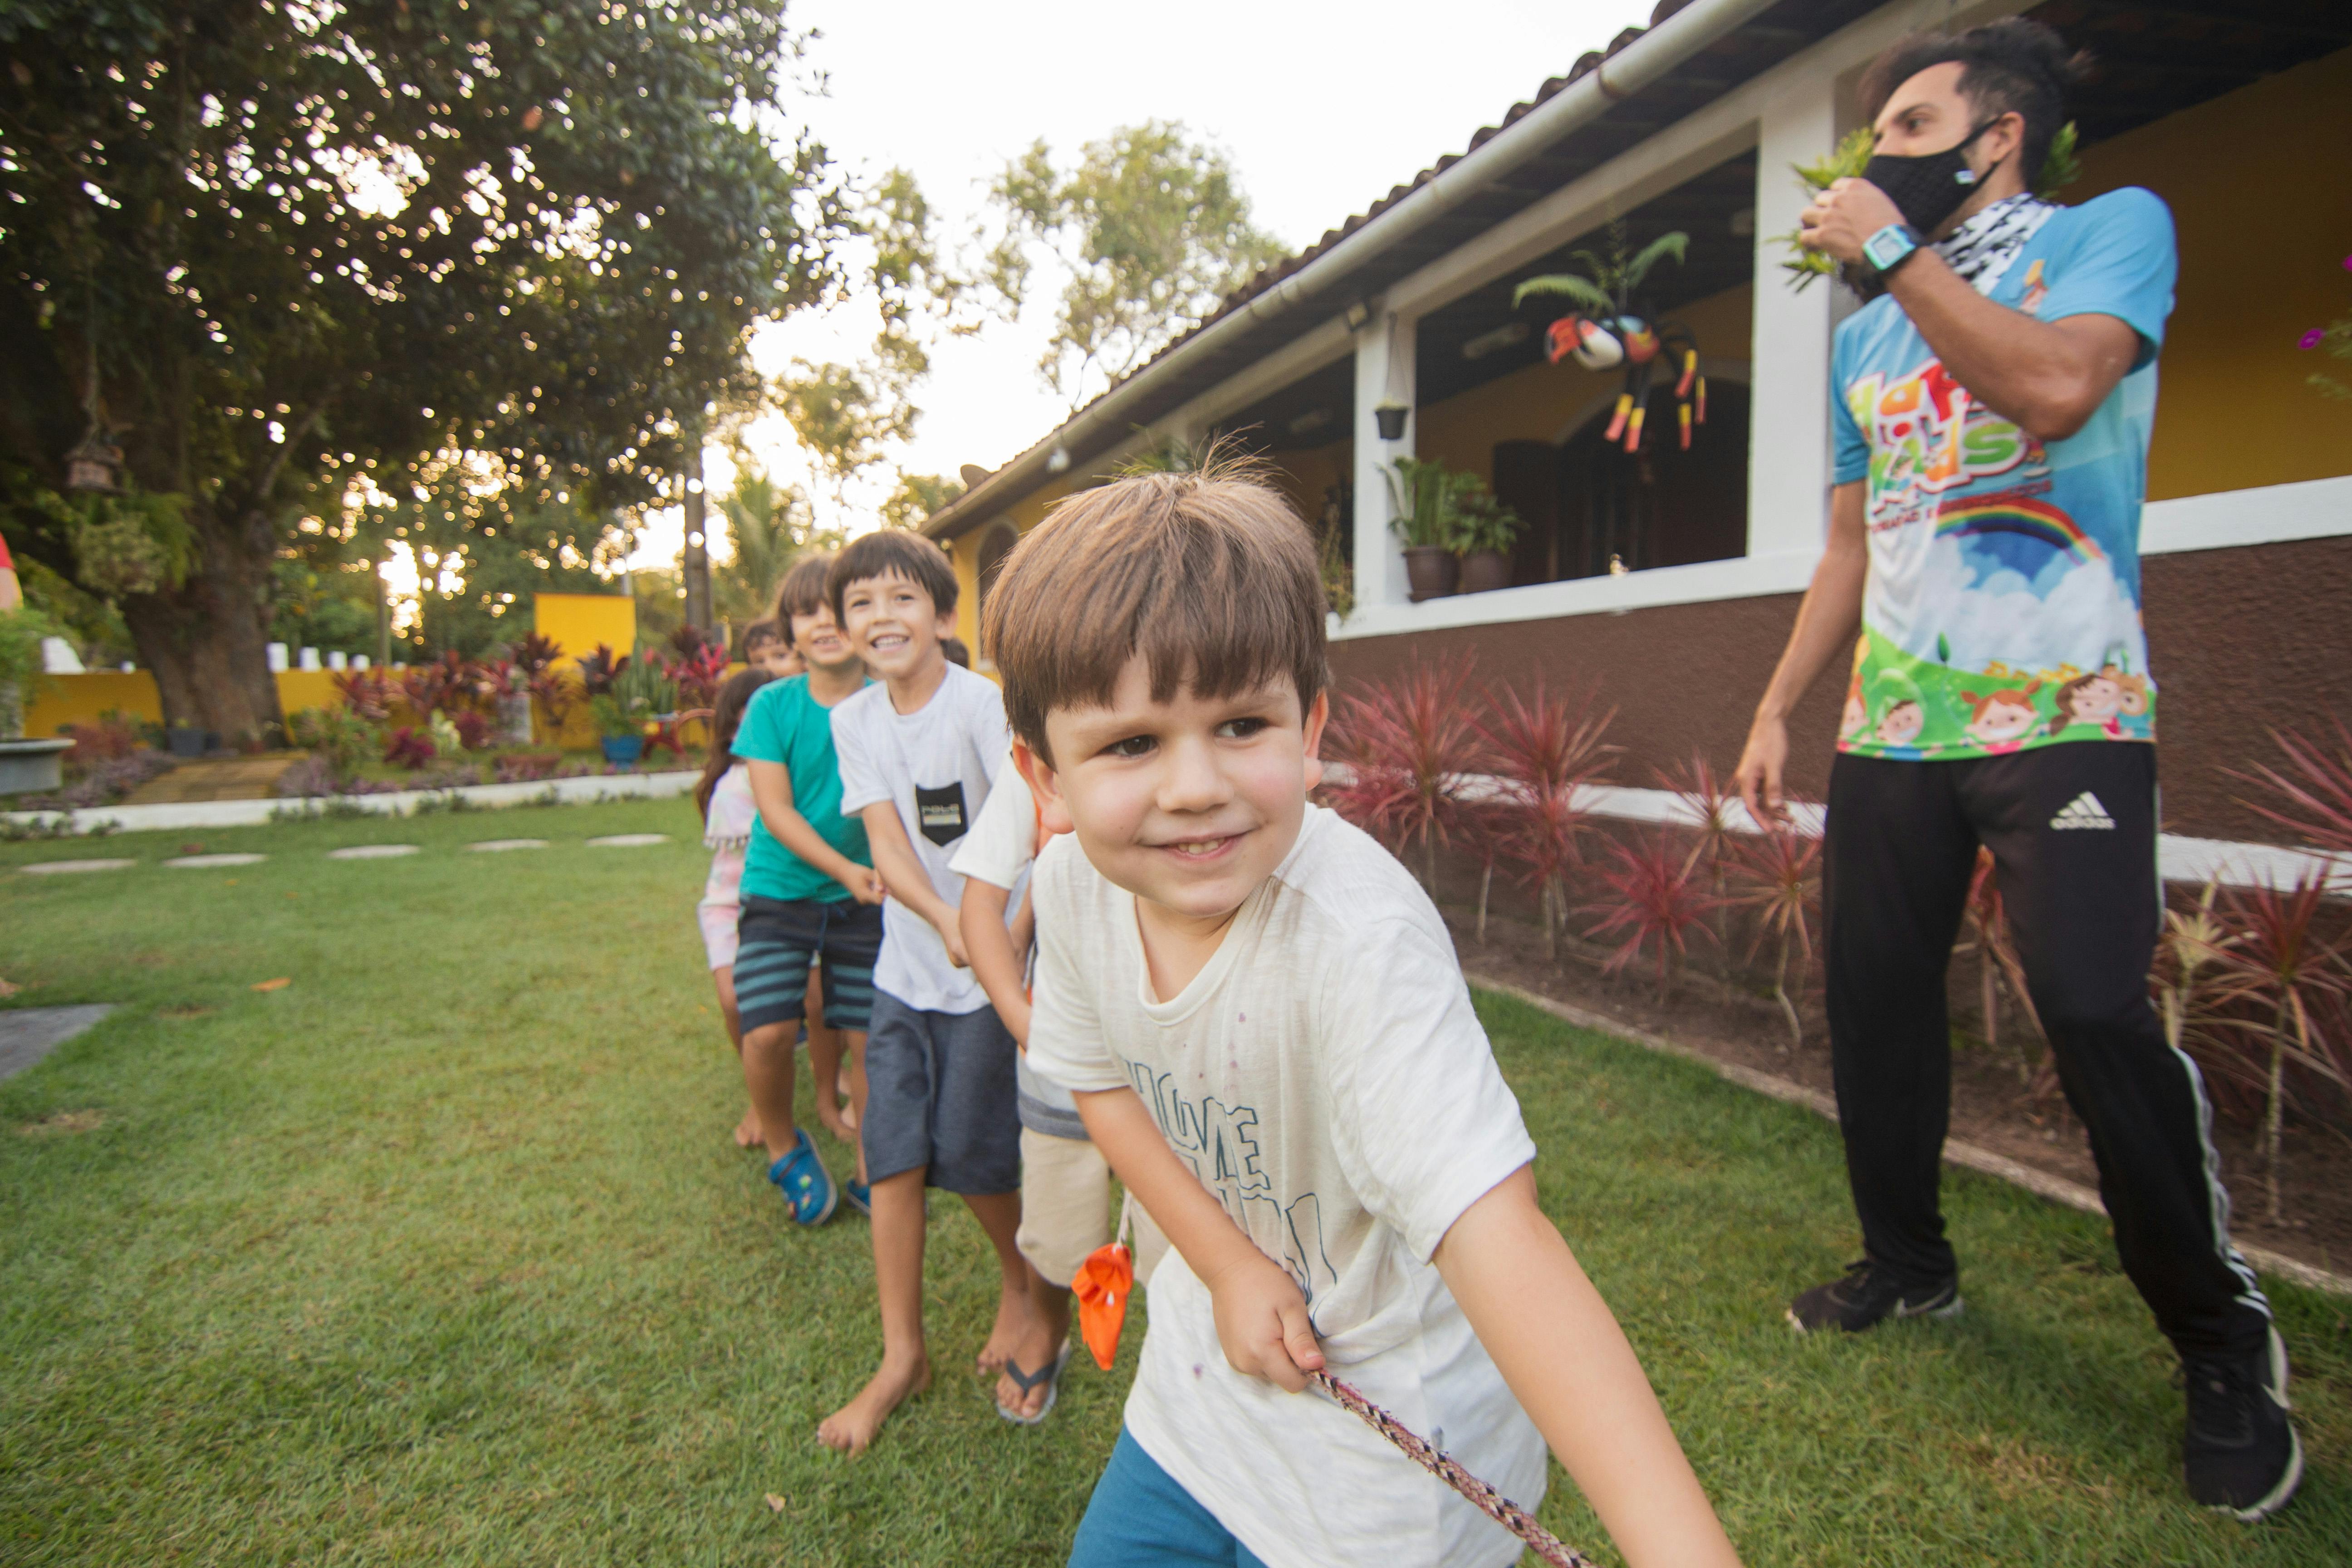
left=1513, top=222, right=1688, bottom=316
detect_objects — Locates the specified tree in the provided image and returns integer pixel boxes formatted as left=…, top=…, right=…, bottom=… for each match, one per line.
left=0, top=0, right=844, bottom=738
left=981, top=121, right=1286, bottom=412
left=710, top=469, right=829, bottom=628
left=878, top=470, right=960, bottom=531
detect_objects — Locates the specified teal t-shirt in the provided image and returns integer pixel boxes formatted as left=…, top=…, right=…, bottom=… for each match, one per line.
left=732, top=675, right=871, bottom=903
left=1830, top=187, right=2176, bottom=761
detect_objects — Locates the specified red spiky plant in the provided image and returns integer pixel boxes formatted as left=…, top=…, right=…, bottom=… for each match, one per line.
left=2235, top=719, right=2352, bottom=855
left=331, top=667, right=397, bottom=722
left=1476, top=678, right=1618, bottom=960
left=1579, top=829, right=1721, bottom=1001
left=2204, top=872, right=2349, bottom=1223
left=1659, top=750, right=1740, bottom=952
left=1325, top=650, right=1487, bottom=897
left=1727, top=824, right=1821, bottom=1051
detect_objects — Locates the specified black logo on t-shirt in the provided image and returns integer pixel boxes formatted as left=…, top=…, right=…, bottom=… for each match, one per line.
left=914, top=781, right=968, bottom=848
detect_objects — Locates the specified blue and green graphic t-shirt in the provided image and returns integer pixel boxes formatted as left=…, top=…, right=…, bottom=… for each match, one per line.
left=732, top=673, right=870, bottom=903
left=1830, top=187, right=2176, bottom=761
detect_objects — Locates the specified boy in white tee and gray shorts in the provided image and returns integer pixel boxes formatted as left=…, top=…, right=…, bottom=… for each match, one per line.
left=956, top=750, right=1169, bottom=1423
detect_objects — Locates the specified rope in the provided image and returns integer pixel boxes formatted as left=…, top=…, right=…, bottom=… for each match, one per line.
left=1312, top=1372, right=1592, bottom=1568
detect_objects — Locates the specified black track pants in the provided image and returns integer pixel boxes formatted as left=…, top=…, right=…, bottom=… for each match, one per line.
left=1823, top=744, right=2272, bottom=1358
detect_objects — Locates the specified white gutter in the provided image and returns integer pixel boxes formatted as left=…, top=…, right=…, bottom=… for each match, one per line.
left=930, top=0, right=1786, bottom=538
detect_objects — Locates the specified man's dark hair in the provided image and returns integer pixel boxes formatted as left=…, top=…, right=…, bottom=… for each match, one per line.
left=827, top=529, right=959, bottom=622
left=1860, top=18, right=2093, bottom=189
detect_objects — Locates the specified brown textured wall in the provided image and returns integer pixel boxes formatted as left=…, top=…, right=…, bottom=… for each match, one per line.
left=1328, top=535, right=2352, bottom=845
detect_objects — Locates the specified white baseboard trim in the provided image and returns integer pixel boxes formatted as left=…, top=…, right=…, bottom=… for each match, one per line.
left=1381, top=770, right=2344, bottom=891
left=3, top=768, right=701, bottom=836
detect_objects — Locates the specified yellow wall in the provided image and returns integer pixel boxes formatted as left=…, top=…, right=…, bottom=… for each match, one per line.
left=2068, top=47, right=2352, bottom=499
left=948, top=471, right=1087, bottom=658
left=533, top=591, right=637, bottom=665
left=29, top=667, right=357, bottom=739
left=1415, top=284, right=1755, bottom=482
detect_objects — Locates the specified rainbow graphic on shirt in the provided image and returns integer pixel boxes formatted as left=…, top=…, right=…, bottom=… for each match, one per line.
left=1931, top=496, right=2106, bottom=566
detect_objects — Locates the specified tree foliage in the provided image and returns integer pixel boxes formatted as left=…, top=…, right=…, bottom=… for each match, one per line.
left=0, top=0, right=844, bottom=732
left=981, top=121, right=1284, bottom=412
left=710, top=469, right=831, bottom=627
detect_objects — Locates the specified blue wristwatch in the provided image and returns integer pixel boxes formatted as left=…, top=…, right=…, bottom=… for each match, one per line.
left=1862, top=222, right=1926, bottom=276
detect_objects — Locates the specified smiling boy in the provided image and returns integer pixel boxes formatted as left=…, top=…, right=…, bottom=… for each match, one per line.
left=816, top=530, right=1047, bottom=1455
left=990, top=466, right=1740, bottom=1568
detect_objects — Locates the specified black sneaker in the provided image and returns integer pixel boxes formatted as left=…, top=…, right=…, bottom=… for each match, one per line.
left=1786, top=1259, right=1963, bottom=1334
left=2181, top=1326, right=2303, bottom=1522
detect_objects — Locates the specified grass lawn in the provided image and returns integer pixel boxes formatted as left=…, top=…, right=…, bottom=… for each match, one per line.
left=1, top=798, right=2345, bottom=1565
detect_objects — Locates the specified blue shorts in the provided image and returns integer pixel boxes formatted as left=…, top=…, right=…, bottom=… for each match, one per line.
left=733, top=895, right=882, bottom=1036
left=1068, top=1428, right=1268, bottom=1568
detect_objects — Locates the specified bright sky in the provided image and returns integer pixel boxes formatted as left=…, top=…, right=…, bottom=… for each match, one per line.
left=625, top=0, right=1660, bottom=570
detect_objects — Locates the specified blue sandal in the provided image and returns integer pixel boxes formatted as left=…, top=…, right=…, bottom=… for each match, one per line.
left=767, top=1128, right=837, bottom=1226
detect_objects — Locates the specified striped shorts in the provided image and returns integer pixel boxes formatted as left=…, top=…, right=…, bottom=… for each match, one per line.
left=732, top=895, right=885, bottom=1036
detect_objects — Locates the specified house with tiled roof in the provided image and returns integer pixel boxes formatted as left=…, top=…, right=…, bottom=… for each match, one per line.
left=925, top=0, right=2352, bottom=846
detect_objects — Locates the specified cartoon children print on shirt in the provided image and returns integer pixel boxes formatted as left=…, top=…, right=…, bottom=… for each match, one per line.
left=2049, top=663, right=2150, bottom=739
left=1959, top=682, right=2043, bottom=753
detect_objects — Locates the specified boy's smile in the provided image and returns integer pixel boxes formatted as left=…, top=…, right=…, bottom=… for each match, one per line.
left=1024, top=658, right=1327, bottom=961
left=842, top=570, right=951, bottom=686
left=788, top=603, right=858, bottom=675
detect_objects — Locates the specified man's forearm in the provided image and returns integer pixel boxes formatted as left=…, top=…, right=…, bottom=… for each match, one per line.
left=1755, top=529, right=1866, bottom=724
left=1437, top=1169, right=1741, bottom=1568
left=1886, top=250, right=2128, bottom=441
left=1076, top=1088, right=1260, bottom=1283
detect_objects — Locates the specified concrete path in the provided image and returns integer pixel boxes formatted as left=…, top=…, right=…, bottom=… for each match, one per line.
left=0, top=1005, right=115, bottom=1083
left=123, top=754, right=304, bottom=805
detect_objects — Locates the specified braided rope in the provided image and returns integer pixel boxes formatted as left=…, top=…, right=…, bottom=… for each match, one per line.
left=1313, top=1372, right=1592, bottom=1568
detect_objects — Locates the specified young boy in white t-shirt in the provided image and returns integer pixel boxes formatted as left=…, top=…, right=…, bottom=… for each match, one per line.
left=988, top=466, right=1743, bottom=1568
left=814, top=530, right=1049, bottom=1455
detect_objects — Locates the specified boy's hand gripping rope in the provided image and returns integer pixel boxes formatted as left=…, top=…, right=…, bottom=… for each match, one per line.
left=1313, top=1372, right=1592, bottom=1568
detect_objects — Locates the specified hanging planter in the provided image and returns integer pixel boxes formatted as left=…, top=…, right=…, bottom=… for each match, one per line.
left=1373, top=402, right=1410, bottom=441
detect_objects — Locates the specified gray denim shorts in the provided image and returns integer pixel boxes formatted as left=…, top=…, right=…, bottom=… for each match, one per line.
left=860, top=991, right=1020, bottom=1194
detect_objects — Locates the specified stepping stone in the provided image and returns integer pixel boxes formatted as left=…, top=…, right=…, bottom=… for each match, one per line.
left=164, top=853, right=266, bottom=869
left=586, top=833, right=670, bottom=848
left=466, top=838, right=549, bottom=853
left=0, top=1004, right=115, bottom=1083
left=18, top=859, right=137, bottom=875
left=328, top=844, right=421, bottom=860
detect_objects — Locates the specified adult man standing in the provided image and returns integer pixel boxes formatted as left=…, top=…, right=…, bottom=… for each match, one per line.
left=1733, top=19, right=2300, bottom=1520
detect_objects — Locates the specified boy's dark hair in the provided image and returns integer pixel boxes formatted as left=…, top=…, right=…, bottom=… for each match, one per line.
left=941, top=636, right=971, bottom=669
left=827, top=529, right=958, bottom=623
left=982, top=459, right=1328, bottom=766
left=773, top=554, right=834, bottom=643
left=1861, top=18, right=2092, bottom=189
left=742, top=617, right=782, bottom=653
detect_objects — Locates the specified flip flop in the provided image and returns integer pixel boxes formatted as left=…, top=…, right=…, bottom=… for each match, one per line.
left=995, top=1339, right=1072, bottom=1426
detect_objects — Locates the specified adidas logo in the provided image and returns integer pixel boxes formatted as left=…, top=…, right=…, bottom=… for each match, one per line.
left=2050, top=791, right=2116, bottom=830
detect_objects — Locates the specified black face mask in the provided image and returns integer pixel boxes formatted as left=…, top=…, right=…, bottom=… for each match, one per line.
left=1862, top=120, right=2002, bottom=235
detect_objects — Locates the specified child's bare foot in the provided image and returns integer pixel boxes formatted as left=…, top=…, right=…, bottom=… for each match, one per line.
left=816, top=1354, right=931, bottom=1455
left=994, top=1311, right=1065, bottom=1421
left=733, top=1108, right=763, bottom=1149
left=820, top=1107, right=858, bottom=1144
left=975, top=1279, right=1042, bottom=1374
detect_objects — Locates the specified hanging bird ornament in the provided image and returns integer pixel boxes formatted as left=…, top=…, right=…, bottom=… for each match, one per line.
left=1514, top=224, right=1705, bottom=455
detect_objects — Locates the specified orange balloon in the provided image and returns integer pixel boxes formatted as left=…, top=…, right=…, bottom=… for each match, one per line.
left=1073, top=1241, right=1135, bottom=1371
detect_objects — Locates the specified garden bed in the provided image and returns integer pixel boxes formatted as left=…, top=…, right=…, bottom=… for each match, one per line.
left=1442, top=900, right=2352, bottom=1282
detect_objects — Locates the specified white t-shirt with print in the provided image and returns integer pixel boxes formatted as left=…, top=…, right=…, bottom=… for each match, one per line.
left=1025, top=805, right=1542, bottom=1568
left=948, top=749, right=1085, bottom=1137
left=831, top=662, right=1009, bottom=1014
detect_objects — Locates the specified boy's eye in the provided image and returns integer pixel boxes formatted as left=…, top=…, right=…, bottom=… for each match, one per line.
left=1216, top=717, right=1269, bottom=740
left=1103, top=735, right=1156, bottom=760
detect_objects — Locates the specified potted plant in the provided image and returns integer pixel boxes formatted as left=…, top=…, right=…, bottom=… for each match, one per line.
left=1452, top=495, right=1524, bottom=594
left=590, top=694, right=646, bottom=766
left=1372, top=400, right=1411, bottom=441
left=593, top=658, right=678, bottom=768
left=1385, top=456, right=1473, bottom=602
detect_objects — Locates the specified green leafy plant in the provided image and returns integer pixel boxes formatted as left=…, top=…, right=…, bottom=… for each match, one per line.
left=1383, top=457, right=1480, bottom=550
left=1778, top=122, right=2081, bottom=290
left=288, top=705, right=380, bottom=785
left=1450, top=495, right=1524, bottom=559
left=0, top=606, right=62, bottom=735
left=1513, top=222, right=1688, bottom=316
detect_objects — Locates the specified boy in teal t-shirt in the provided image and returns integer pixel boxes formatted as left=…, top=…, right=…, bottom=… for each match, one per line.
left=730, top=554, right=886, bottom=1225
